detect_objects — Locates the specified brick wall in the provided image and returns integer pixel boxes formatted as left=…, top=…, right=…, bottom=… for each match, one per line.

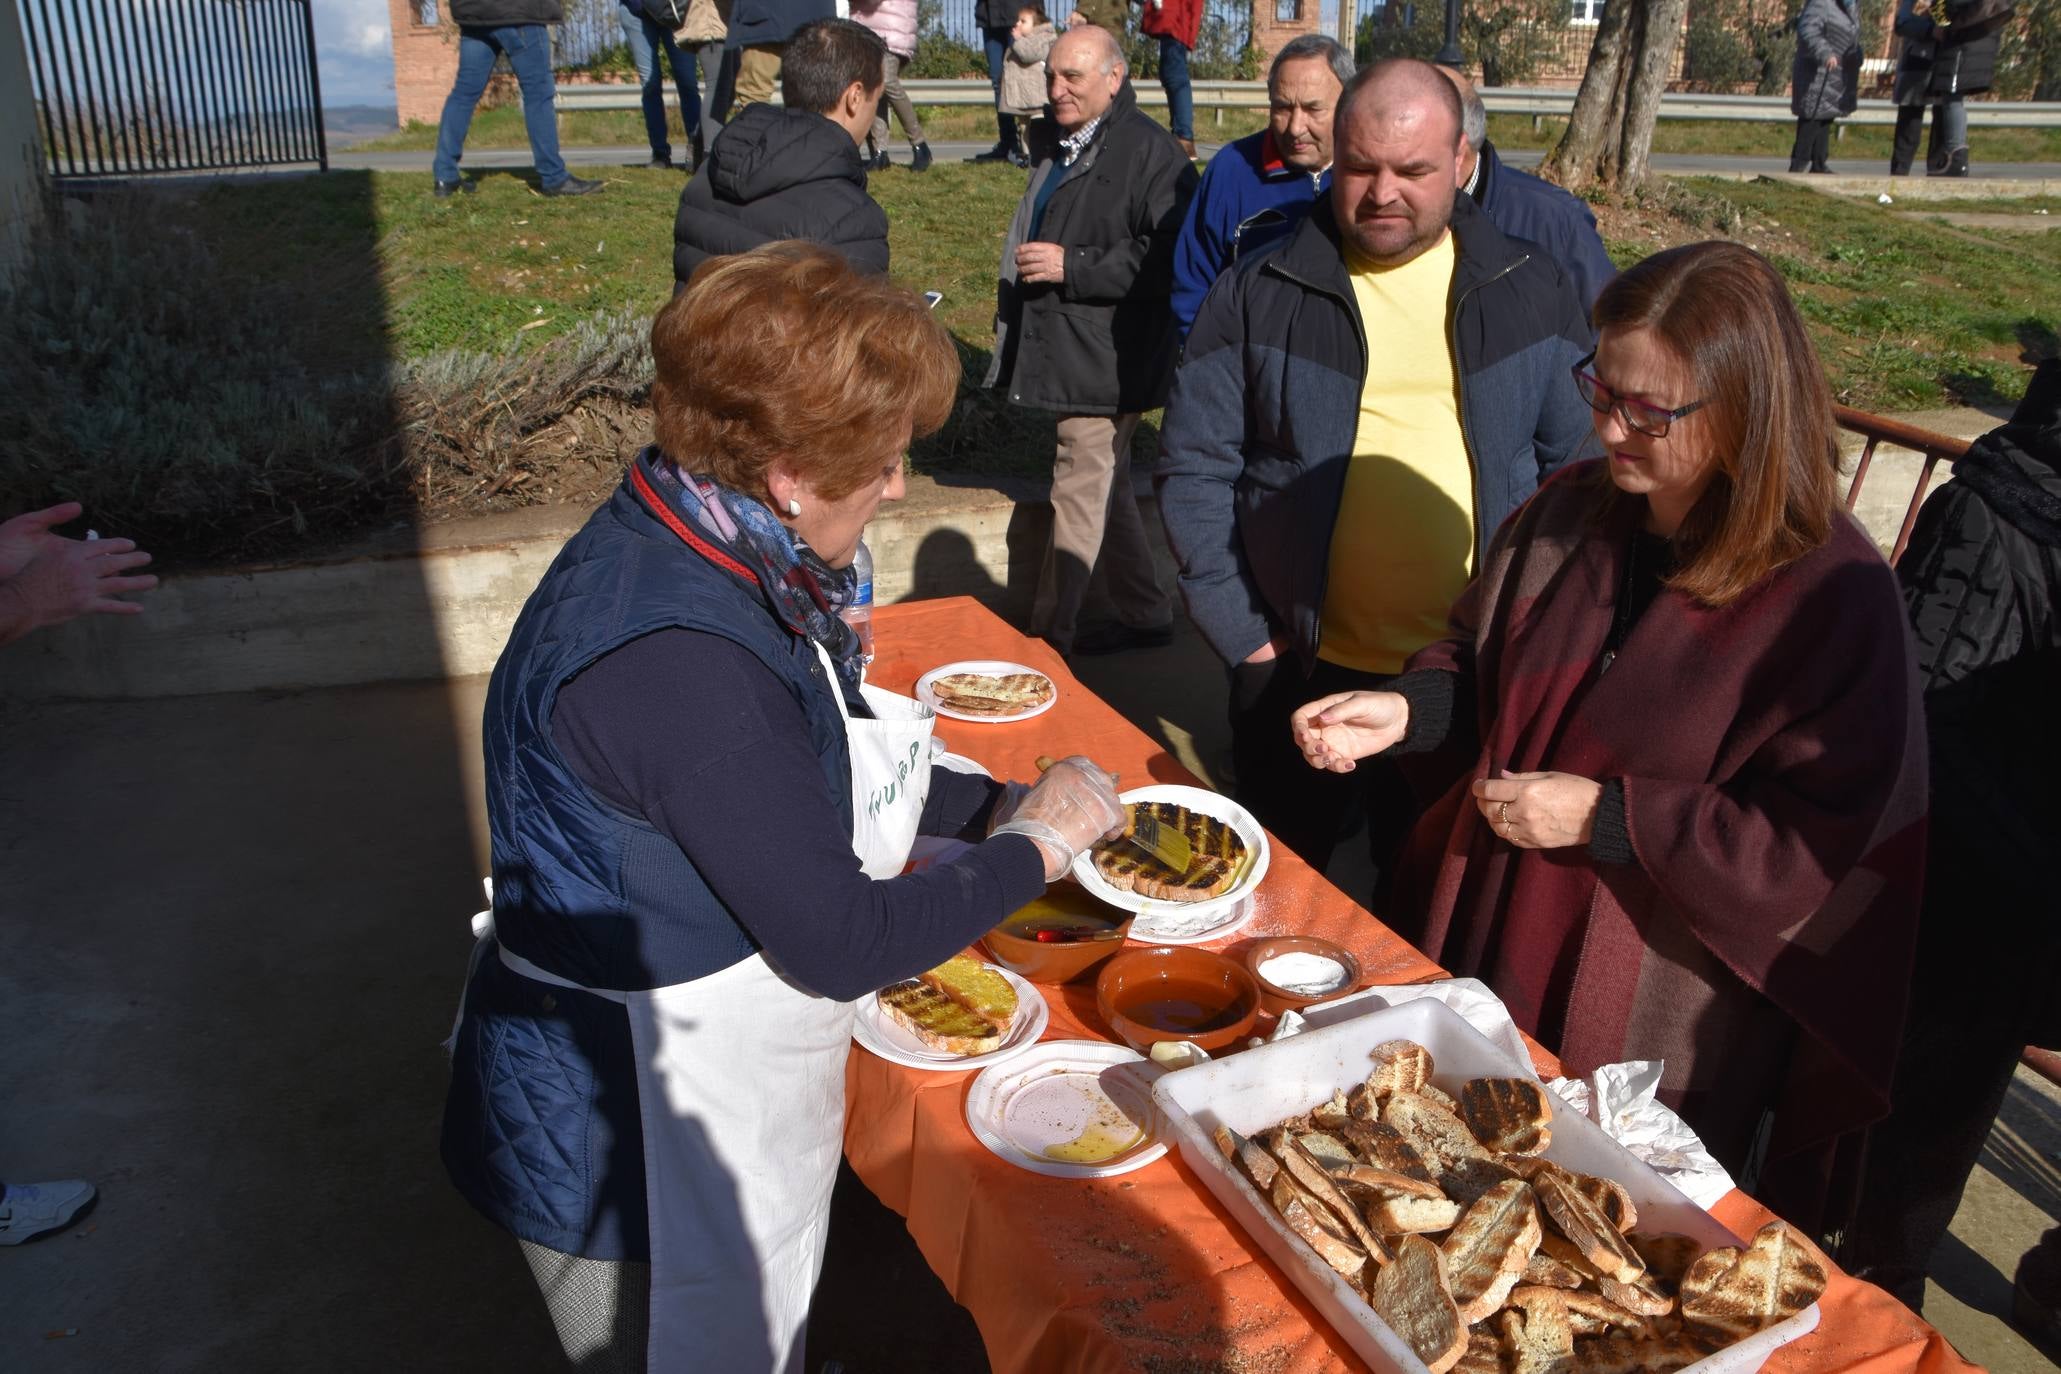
left=389, top=0, right=458, bottom=128
left=1250, top=0, right=1325, bottom=66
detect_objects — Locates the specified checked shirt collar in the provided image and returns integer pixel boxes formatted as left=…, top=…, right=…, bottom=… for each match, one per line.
left=1059, top=112, right=1107, bottom=166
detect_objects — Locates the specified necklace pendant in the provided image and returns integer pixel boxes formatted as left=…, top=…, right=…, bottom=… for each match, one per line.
left=1598, top=649, right=1617, bottom=675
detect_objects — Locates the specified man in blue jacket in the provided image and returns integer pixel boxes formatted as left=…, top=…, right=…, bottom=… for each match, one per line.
left=1439, top=64, right=1614, bottom=309
left=1169, top=34, right=1352, bottom=339
left=1157, top=58, right=1595, bottom=891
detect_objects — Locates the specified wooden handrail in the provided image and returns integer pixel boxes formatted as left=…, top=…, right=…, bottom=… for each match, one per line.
left=1833, top=404, right=1974, bottom=567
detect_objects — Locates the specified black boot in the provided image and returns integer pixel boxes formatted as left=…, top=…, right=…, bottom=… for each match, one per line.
left=1945, top=147, right=1970, bottom=177
left=910, top=141, right=932, bottom=173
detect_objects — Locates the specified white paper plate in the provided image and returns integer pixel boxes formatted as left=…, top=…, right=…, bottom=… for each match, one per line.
left=914, top=660, right=1058, bottom=724
left=965, top=1039, right=1169, bottom=1178
left=853, top=965, right=1049, bottom=1072
left=1071, top=785, right=1271, bottom=934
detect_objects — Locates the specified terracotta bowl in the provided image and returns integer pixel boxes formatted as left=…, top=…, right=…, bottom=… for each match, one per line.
left=1094, top=945, right=1261, bottom=1056
left=1242, top=935, right=1362, bottom=1018
left=982, top=888, right=1135, bottom=984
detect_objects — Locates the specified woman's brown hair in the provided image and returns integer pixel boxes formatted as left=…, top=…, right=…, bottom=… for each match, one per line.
left=648, top=241, right=960, bottom=503
left=1591, top=240, right=1841, bottom=606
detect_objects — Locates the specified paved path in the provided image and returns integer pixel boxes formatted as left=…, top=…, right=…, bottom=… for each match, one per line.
left=332, top=140, right=2061, bottom=183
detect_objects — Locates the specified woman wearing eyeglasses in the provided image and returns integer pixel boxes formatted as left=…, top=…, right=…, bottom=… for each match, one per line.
left=1289, top=241, right=1926, bottom=1238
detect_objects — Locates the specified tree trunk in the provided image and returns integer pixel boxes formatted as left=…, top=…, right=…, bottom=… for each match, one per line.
left=1541, top=0, right=1691, bottom=194
left=1540, top=0, right=1633, bottom=191
left=1619, top=0, right=1690, bottom=186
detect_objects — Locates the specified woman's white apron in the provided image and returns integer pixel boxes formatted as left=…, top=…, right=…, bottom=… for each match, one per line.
left=487, top=644, right=933, bottom=1371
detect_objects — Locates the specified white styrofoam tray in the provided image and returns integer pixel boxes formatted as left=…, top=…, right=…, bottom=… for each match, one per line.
left=1151, top=998, right=1819, bottom=1374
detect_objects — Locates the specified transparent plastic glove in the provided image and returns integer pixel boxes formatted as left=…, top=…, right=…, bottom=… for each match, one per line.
left=991, top=754, right=1126, bottom=881
left=987, top=780, right=1033, bottom=834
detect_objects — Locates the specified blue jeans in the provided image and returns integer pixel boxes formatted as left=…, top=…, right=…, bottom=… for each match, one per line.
left=433, top=24, right=568, bottom=188
left=1158, top=35, right=1192, bottom=141
left=619, top=3, right=699, bottom=162
left=983, top=27, right=1016, bottom=148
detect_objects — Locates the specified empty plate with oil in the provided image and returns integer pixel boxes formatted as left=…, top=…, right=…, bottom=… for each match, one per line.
left=964, top=1040, right=1168, bottom=1178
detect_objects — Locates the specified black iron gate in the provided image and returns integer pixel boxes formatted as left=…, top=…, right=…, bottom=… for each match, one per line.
left=16, top=0, right=328, bottom=179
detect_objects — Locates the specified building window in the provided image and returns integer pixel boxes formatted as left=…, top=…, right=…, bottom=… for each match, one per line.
left=1569, top=0, right=1605, bottom=23
left=417, top=0, right=439, bottom=23
left=1275, top=0, right=1301, bottom=19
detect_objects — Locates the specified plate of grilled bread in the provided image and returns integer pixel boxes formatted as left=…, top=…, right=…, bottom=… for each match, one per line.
left=1153, top=998, right=1824, bottom=1374
left=916, top=660, right=1058, bottom=723
left=1071, top=785, right=1271, bottom=941
left=854, top=954, right=1049, bottom=1071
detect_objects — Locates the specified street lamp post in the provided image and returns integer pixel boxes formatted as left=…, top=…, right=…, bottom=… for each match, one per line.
left=1435, top=0, right=1464, bottom=66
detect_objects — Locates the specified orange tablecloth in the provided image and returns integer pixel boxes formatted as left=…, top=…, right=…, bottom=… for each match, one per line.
left=846, top=597, right=1972, bottom=1374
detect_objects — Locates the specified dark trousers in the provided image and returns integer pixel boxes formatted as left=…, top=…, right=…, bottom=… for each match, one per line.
left=982, top=27, right=1018, bottom=149
left=1891, top=99, right=1967, bottom=174
left=1228, top=655, right=1422, bottom=905
left=1788, top=118, right=1833, bottom=172
left=1840, top=808, right=2059, bottom=1308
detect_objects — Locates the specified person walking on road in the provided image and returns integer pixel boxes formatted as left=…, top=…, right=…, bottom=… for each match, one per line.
left=850, top=0, right=934, bottom=171
left=433, top=0, right=604, bottom=198
left=1789, top=0, right=1862, bottom=175
left=1890, top=0, right=2007, bottom=177
left=619, top=0, right=701, bottom=170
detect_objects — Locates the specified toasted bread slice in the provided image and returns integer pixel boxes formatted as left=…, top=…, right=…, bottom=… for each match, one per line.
left=1534, top=1169, right=1646, bottom=1284
left=1501, top=1301, right=1575, bottom=1374
left=1598, top=1269, right=1676, bottom=1319
left=1522, top=1248, right=1588, bottom=1289
left=1271, top=1172, right=1369, bottom=1282
left=1367, top=1039, right=1435, bottom=1099
left=918, top=955, right=1017, bottom=1031
left=1418, top=1082, right=1461, bottom=1113
left=1340, top=1119, right=1438, bottom=1184
left=1573, top=1172, right=1638, bottom=1235
left=1440, top=1178, right=1544, bottom=1323
left=1370, top=1235, right=1468, bottom=1374
left=1679, top=1222, right=1826, bottom=1345
left=1570, top=1330, right=1712, bottom=1374
left=1326, top=1161, right=1450, bottom=1202
left=1276, top=1132, right=1393, bottom=1261
left=1386, top=1091, right=1500, bottom=1199
left=1446, top=1155, right=1525, bottom=1205
left=1627, top=1233, right=1703, bottom=1290
left=1456, top=1327, right=1509, bottom=1374
left=931, top=672, right=1053, bottom=715
left=1537, top=1231, right=1607, bottom=1283
left=1458, top=1078, right=1554, bottom=1156
left=1092, top=802, right=1247, bottom=902
left=1367, top=1192, right=1466, bottom=1235
left=1296, top=1130, right=1359, bottom=1171
left=877, top=980, right=1003, bottom=1055
left=1312, top=1090, right=1354, bottom=1131
left=1214, top=1124, right=1279, bottom=1194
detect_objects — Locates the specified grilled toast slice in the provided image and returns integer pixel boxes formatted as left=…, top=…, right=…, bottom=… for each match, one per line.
left=1371, top=1235, right=1468, bottom=1374
left=1627, top=1233, right=1702, bottom=1290
left=1366, top=1039, right=1436, bottom=1103
left=1679, top=1222, right=1825, bottom=1345
left=1501, top=1301, right=1577, bottom=1374
left=931, top=672, right=1053, bottom=716
left=918, top=955, right=1017, bottom=1031
left=877, top=980, right=1003, bottom=1055
left=1091, top=801, right=1247, bottom=902
left=1571, top=1330, right=1712, bottom=1374
left=1441, top=1179, right=1545, bottom=1324
left=1458, top=1078, right=1554, bottom=1156
left=1534, top=1169, right=1646, bottom=1284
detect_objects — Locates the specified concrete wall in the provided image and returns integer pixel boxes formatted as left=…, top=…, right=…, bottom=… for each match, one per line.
left=0, top=0, right=43, bottom=272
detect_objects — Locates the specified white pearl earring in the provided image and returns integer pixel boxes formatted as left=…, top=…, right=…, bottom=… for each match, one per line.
left=785, top=499, right=801, bottom=517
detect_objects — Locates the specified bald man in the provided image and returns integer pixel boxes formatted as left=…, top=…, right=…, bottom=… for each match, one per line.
left=1435, top=64, right=1615, bottom=308
left=986, top=24, right=1198, bottom=656
left=1157, top=57, right=1596, bottom=900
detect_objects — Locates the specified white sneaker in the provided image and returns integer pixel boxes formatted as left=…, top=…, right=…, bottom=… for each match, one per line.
left=0, top=1179, right=95, bottom=1244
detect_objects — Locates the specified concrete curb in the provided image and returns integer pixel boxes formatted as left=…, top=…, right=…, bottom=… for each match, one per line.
left=1, top=411, right=1999, bottom=702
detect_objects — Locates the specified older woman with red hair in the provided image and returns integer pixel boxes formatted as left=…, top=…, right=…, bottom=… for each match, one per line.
left=1291, top=241, right=1927, bottom=1238
left=442, top=242, right=1124, bottom=1372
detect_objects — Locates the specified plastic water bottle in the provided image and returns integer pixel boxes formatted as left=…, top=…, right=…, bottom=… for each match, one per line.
left=842, top=539, right=875, bottom=665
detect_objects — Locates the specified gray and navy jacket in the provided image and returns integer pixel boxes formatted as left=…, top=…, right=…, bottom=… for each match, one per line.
left=1156, top=194, right=1599, bottom=672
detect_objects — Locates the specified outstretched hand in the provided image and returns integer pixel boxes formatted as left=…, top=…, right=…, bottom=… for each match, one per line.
left=0, top=501, right=84, bottom=581
left=0, top=529, right=158, bottom=645
left=1289, top=691, right=1410, bottom=773
left=1471, top=769, right=1602, bottom=850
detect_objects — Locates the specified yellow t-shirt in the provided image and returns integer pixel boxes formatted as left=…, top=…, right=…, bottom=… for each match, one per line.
left=1317, top=232, right=1476, bottom=676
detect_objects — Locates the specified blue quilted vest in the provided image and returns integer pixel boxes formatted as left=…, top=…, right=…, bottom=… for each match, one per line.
left=443, top=457, right=853, bottom=1260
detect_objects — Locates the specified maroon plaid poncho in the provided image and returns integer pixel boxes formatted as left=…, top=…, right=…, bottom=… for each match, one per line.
left=1397, top=461, right=1928, bottom=1233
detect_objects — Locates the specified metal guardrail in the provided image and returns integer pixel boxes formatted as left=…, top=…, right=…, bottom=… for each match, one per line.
left=1835, top=404, right=1970, bottom=567
left=16, top=0, right=328, bottom=178
left=555, top=80, right=2061, bottom=127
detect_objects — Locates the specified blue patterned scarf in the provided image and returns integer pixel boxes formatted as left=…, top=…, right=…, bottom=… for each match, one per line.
left=639, top=448, right=867, bottom=699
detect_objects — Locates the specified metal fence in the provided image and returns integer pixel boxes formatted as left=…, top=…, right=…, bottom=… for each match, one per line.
left=15, top=0, right=327, bottom=178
